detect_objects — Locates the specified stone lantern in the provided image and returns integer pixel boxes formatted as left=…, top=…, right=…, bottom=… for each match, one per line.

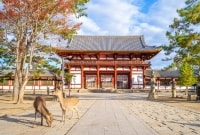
left=171, top=78, right=176, bottom=98
left=148, top=70, right=157, bottom=99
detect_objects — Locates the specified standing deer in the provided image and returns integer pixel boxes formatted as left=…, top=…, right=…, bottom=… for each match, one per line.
left=52, top=89, right=79, bottom=123
left=33, top=96, right=53, bottom=127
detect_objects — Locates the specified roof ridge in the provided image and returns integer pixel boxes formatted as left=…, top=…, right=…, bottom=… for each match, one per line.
left=73, top=35, right=144, bottom=38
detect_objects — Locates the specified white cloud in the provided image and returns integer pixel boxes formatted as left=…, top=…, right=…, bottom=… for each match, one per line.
left=77, top=0, right=186, bottom=69
left=130, top=22, right=165, bottom=45
left=79, top=0, right=142, bottom=35
left=127, top=0, right=186, bottom=45
left=148, top=1, right=181, bottom=26
left=78, top=17, right=108, bottom=35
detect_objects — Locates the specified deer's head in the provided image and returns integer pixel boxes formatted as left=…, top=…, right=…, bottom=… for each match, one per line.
left=52, top=89, right=63, bottom=96
left=46, top=113, right=53, bottom=127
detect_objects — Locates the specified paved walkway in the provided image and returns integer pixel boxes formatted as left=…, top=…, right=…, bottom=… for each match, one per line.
left=0, top=93, right=200, bottom=135
left=121, top=97, right=200, bottom=135
left=67, top=100, right=156, bottom=135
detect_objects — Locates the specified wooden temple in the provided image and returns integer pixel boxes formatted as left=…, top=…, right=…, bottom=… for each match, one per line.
left=55, top=35, right=161, bottom=90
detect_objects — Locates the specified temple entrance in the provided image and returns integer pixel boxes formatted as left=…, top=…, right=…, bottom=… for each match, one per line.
left=117, top=74, right=129, bottom=89
left=85, top=75, right=97, bottom=88
left=100, top=74, right=113, bottom=88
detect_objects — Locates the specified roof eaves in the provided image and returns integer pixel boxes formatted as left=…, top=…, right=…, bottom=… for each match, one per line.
left=139, top=35, right=146, bottom=48
left=56, top=49, right=161, bottom=53
left=66, top=38, right=73, bottom=48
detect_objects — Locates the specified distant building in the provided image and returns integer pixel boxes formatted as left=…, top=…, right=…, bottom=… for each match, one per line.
left=145, top=69, right=180, bottom=90
left=0, top=70, right=58, bottom=92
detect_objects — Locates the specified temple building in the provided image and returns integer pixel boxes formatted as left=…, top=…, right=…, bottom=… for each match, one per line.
left=55, top=35, right=161, bottom=90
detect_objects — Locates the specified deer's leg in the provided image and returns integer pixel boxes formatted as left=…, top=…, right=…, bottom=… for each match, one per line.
left=61, top=110, right=63, bottom=122
left=69, top=109, right=73, bottom=120
left=41, top=114, right=44, bottom=126
left=32, top=111, right=37, bottom=128
left=61, top=109, right=65, bottom=122
left=34, top=111, right=37, bottom=122
left=74, top=107, right=80, bottom=119
left=63, top=109, right=67, bottom=123
left=64, top=110, right=66, bottom=123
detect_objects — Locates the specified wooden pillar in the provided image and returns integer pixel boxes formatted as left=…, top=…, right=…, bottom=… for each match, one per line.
left=81, top=65, right=84, bottom=89
left=114, top=64, right=117, bottom=89
left=97, top=65, right=100, bottom=89
left=67, top=64, right=71, bottom=90
left=143, top=75, right=146, bottom=89
left=143, top=67, right=145, bottom=89
left=157, top=78, right=160, bottom=90
left=61, top=57, right=65, bottom=91
left=130, top=65, right=132, bottom=89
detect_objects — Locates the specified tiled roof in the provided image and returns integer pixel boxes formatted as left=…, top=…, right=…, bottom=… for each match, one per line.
left=0, top=70, right=55, bottom=77
left=145, top=69, right=180, bottom=78
left=62, top=35, right=159, bottom=51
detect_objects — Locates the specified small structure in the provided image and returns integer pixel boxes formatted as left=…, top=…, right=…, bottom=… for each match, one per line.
left=171, top=78, right=176, bottom=98
left=148, top=70, right=157, bottom=99
left=196, top=84, right=200, bottom=100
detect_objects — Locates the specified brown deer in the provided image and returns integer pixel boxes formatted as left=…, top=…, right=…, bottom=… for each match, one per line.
left=52, top=89, right=79, bottom=123
left=33, top=96, right=53, bottom=127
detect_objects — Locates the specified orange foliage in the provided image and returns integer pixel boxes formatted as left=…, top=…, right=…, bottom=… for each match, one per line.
left=1, top=0, right=77, bottom=20
left=0, top=0, right=84, bottom=36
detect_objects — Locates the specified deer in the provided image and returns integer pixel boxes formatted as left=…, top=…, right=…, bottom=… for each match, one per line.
left=52, top=89, right=79, bottom=123
left=33, top=96, right=53, bottom=127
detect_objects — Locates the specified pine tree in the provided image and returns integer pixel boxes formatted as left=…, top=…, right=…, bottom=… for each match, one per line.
left=162, top=0, right=200, bottom=73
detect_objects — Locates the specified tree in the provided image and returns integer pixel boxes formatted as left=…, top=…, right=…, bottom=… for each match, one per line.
left=0, top=45, right=15, bottom=69
left=178, top=62, right=197, bottom=95
left=0, top=0, right=89, bottom=104
left=0, top=27, right=15, bottom=69
left=0, top=28, right=15, bottom=84
left=162, top=0, right=200, bottom=73
left=64, top=72, right=73, bottom=96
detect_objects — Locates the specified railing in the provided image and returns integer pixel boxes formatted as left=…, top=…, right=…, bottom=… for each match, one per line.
left=68, top=60, right=150, bottom=65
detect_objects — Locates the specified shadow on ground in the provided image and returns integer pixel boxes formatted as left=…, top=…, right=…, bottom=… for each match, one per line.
left=0, top=113, right=34, bottom=128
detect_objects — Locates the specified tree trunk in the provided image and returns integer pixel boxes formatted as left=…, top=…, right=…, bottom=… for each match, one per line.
left=16, top=74, right=29, bottom=104
left=13, top=41, right=22, bottom=102
left=16, top=66, right=31, bottom=104
left=15, top=57, right=24, bottom=104
left=15, top=37, right=35, bottom=104
left=16, top=74, right=24, bottom=104
left=13, top=73, right=19, bottom=102
left=17, top=87, right=25, bottom=104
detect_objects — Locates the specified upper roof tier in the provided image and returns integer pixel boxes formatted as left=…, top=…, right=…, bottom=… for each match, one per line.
left=55, top=35, right=161, bottom=60
left=56, top=35, right=161, bottom=51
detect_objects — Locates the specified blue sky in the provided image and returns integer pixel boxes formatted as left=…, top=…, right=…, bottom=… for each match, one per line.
left=77, top=0, right=186, bottom=69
